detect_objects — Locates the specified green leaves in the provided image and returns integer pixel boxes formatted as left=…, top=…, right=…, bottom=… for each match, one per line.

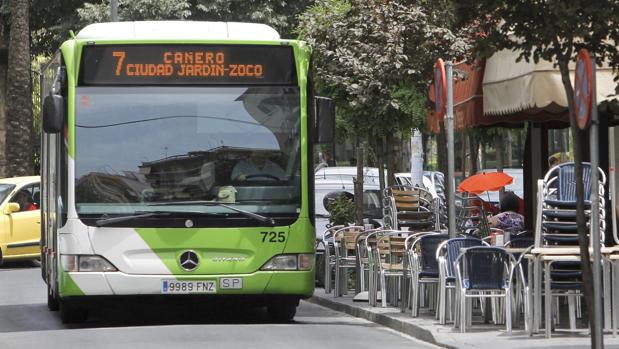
left=298, top=0, right=465, bottom=141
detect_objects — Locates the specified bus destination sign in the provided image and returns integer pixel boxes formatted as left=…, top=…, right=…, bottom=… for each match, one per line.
left=80, top=45, right=297, bottom=85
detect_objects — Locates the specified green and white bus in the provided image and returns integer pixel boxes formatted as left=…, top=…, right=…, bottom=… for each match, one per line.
left=40, top=21, right=333, bottom=323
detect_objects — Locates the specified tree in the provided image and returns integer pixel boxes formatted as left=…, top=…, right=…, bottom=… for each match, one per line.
left=457, top=1, right=619, bottom=345
left=6, top=0, right=33, bottom=176
left=298, top=0, right=464, bottom=187
left=191, top=0, right=310, bottom=38
left=77, top=0, right=191, bottom=23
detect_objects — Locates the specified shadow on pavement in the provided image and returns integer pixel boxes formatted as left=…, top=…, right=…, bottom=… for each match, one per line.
left=0, top=260, right=40, bottom=270
left=0, top=300, right=295, bottom=333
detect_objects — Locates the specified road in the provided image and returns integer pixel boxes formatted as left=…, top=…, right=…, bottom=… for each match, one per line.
left=0, top=261, right=439, bottom=349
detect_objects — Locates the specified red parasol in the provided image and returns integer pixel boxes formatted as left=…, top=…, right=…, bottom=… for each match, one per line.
left=458, top=172, right=513, bottom=195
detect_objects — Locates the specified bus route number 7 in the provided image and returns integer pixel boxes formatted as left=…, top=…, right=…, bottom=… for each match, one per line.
left=112, top=51, right=126, bottom=76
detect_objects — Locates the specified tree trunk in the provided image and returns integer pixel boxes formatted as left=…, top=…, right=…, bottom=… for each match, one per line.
left=558, top=57, right=597, bottom=348
left=0, top=25, right=7, bottom=178
left=6, top=0, right=33, bottom=176
left=377, top=137, right=386, bottom=206
left=386, top=133, right=397, bottom=187
left=355, top=145, right=364, bottom=226
left=506, top=131, right=513, bottom=167
left=469, top=132, right=479, bottom=176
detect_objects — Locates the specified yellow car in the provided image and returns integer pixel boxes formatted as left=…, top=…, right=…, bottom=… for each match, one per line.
left=0, top=176, right=40, bottom=265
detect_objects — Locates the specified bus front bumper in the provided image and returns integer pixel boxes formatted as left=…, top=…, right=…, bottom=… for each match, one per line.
left=59, top=270, right=314, bottom=298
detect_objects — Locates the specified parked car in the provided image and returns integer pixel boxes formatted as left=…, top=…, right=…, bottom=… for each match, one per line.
left=0, top=176, right=41, bottom=265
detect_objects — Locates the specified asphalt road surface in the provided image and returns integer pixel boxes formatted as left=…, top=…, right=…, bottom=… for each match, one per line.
left=0, top=261, right=440, bottom=349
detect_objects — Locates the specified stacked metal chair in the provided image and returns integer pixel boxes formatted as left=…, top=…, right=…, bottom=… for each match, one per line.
left=540, top=162, right=607, bottom=246
left=383, top=185, right=437, bottom=231
left=456, top=193, right=497, bottom=238
left=534, top=162, right=607, bottom=337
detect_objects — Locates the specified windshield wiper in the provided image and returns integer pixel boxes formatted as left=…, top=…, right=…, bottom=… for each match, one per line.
left=95, top=210, right=206, bottom=227
left=148, top=201, right=276, bottom=226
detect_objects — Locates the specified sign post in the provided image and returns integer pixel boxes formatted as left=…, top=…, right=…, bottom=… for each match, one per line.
left=575, top=48, right=602, bottom=349
left=435, top=58, right=455, bottom=237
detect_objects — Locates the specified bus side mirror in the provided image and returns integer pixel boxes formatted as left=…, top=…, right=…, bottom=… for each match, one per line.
left=315, top=96, right=335, bottom=144
left=42, top=94, right=64, bottom=133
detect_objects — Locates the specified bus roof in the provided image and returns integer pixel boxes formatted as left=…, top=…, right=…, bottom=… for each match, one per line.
left=76, top=21, right=280, bottom=41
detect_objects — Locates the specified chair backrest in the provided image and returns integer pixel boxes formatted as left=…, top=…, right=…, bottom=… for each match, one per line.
left=417, top=234, right=449, bottom=274
left=545, top=162, right=607, bottom=202
left=462, top=246, right=509, bottom=290
left=456, top=194, right=492, bottom=237
left=334, top=226, right=365, bottom=254
left=505, top=237, right=534, bottom=249
left=446, top=237, right=483, bottom=277
left=383, top=185, right=435, bottom=230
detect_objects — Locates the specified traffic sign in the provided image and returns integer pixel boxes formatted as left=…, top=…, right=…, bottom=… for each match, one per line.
left=434, top=58, right=447, bottom=121
left=574, top=49, right=593, bottom=130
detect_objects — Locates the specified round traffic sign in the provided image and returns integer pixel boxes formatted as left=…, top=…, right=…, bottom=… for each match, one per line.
left=574, top=49, right=593, bottom=130
left=434, top=58, right=447, bottom=121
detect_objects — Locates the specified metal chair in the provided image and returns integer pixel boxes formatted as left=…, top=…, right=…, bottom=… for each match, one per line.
left=435, top=236, right=485, bottom=324
left=370, top=231, right=408, bottom=307
left=407, top=233, right=449, bottom=317
left=333, top=226, right=364, bottom=297
left=454, top=246, right=514, bottom=333
left=321, top=225, right=344, bottom=293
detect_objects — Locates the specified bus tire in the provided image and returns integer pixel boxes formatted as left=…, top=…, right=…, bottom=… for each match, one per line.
left=0, top=248, right=3, bottom=267
left=267, top=297, right=299, bottom=322
left=59, top=300, right=88, bottom=323
left=47, top=284, right=59, bottom=311
left=315, top=253, right=325, bottom=287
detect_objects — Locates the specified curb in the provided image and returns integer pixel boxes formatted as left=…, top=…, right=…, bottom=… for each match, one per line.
left=307, top=295, right=456, bottom=349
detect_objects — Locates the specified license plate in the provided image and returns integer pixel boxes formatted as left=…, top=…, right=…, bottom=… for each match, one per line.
left=161, top=280, right=216, bottom=294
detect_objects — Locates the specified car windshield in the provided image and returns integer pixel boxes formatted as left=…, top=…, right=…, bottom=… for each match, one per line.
left=0, top=184, right=15, bottom=204
left=74, top=86, right=301, bottom=219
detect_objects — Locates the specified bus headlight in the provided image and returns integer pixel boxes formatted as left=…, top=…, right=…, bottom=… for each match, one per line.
left=61, top=255, right=118, bottom=272
left=261, top=254, right=314, bottom=271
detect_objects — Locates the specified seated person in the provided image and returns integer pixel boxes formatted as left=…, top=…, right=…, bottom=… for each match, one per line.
left=488, top=191, right=524, bottom=234
left=231, top=152, right=285, bottom=182
left=11, top=190, right=37, bottom=211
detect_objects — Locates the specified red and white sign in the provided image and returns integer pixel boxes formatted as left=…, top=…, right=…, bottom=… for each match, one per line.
left=574, top=49, right=593, bottom=130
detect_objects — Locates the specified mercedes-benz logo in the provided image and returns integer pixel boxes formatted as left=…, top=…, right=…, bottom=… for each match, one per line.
left=179, top=250, right=200, bottom=271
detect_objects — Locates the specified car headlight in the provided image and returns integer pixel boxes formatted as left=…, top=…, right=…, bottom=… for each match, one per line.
left=61, top=255, right=118, bottom=272
left=261, top=254, right=314, bottom=271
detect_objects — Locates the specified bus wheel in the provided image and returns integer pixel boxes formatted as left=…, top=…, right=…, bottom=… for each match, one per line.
left=315, top=253, right=325, bottom=287
left=47, top=284, right=59, bottom=311
left=59, top=300, right=88, bottom=323
left=267, top=298, right=299, bottom=322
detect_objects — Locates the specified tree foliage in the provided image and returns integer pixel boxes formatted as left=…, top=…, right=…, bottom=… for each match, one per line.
left=27, top=0, right=311, bottom=57
left=298, top=0, right=465, bottom=141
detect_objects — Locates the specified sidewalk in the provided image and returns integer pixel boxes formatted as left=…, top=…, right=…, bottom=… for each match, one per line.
left=308, top=288, right=619, bottom=349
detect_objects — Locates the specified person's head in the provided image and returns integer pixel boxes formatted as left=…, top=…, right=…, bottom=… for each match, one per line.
left=548, top=155, right=559, bottom=168
left=252, top=151, right=270, bottom=166
left=499, top=191, right=520, bottom=213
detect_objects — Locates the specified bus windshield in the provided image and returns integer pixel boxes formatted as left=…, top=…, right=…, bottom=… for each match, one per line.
left=74, top=86, right=301, bottom=220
